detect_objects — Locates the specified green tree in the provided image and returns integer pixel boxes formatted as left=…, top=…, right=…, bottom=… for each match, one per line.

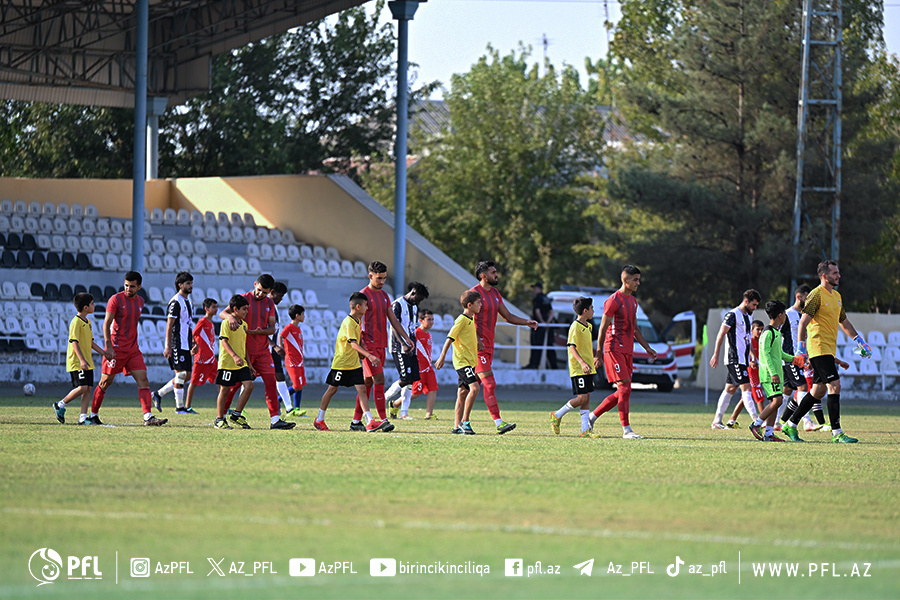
left=364, top=46, right=607, bottom=302
left=605, top=0, right=896, bottom=315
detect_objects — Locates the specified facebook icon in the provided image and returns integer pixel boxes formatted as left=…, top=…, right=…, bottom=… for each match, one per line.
left=505, top=558, right=523, bottom=577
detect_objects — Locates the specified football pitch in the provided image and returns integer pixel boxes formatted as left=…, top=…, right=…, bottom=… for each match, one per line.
left=2, top=384, right=898, bottom=600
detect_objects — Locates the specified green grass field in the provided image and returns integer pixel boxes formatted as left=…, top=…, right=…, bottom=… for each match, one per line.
left=2, top=386, right=898, bottom=600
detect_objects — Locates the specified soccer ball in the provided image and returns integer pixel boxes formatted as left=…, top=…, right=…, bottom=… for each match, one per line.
left=23, top=383, right=36, bottom=396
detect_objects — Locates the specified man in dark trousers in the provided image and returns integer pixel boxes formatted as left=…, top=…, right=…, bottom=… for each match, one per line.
left=525, top=282, right=558, bottom=369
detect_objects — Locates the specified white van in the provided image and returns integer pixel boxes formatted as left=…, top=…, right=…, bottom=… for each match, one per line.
left=548, top=288, right=696, bottom=391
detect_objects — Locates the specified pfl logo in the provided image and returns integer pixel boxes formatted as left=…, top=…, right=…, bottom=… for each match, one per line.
left=29, top=548, right=63, bottom=586
left=28, top=548, right=102, bottom=587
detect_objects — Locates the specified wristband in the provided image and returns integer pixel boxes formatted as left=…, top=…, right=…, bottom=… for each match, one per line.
left=798, top=340, right=807, bottom=355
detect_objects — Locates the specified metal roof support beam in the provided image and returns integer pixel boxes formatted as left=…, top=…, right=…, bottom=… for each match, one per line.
left=131, top=0, right=147, bottom=272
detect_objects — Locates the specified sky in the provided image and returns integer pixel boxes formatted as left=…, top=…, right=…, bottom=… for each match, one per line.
left=371, top=0, right=900, bottom=98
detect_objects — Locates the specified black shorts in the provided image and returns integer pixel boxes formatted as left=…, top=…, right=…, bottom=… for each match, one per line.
left=725, top=363, right=750, bottom=386
left=69, top=368, right=94, bottom=388
left=216, top=367, right=253, bottom=386
left=168, top=349, right=193, bottom=373
left=326, top=367, right=365, bottom=387
left=393, top=352, right=421, bottom=386
left=457, top=366, right=478, bottom=389
left=271, top=347, right=285, bottom=377
left=571, top=374, right=594, bottom=396
left=783, top=363, right=805, bottom=390
left=809, top=355, right=840, bottom=385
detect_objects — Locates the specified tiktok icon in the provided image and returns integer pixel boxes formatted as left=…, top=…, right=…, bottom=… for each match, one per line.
left=667, top=556, right=684, bottom=577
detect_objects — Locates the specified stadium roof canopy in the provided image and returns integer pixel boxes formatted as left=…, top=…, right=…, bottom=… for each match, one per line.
left=0, top=0, right=367, bottom=108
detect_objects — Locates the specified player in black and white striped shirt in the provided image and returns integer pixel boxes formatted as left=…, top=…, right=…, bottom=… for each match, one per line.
left=708, top=289, right=761, bottom=429
left=386, top=282, right=429, bottom=420
left=151, top=272, right=196, bottom=413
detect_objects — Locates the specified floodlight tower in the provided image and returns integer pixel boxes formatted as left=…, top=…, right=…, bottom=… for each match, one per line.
left=792, top=0, right=842, bottom=289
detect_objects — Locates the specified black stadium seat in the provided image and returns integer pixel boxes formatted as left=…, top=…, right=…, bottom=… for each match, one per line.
left=21, top=233, right=37, bottom=251
left=103, top=285, right=117, bottom=300
left=30, top=251, right=47, bottom=269
left=58, top=283, right=74, bottom=302
left=60, top=252, right=75, bottom=270
left=1, top=250, right=14, bottom=268
left=5, top=232, right=21, bottom=250
left=89, top=285, right=104, bottom=301
left=31, top=282, right=45, bottom=298
left=137, top=288, right=149, bottom=302
left=152, top=306, right=165, bottom=316
left=45, top=251, right=61, bottom=269
left=44, top=282, right=60, bottom=301
left=0, top=232, right=6, bottom=247
left=75, top=252, right=90, bottom=270
left=74, top=284, right=87, bottom=295
left=15, top=250, right=30, bottom=268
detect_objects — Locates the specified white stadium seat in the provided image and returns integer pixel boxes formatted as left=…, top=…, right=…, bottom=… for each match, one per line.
left=179, top=239, right=194, bottom=255
left=194, top=240, right=207, bottom=255
left=28, top=200, right=41, bottom=215
left=217, top=212, right=229, bottom=227
left=23, top=216, right=38, bottom=233
left=177, top=209, right=191, bottom=225
left=326, top=246, right=341, bottom=261
left=16, top=282, right=30, bottom=299
left=304, top=289, right=319, bottom=307
left=146, top=254, right=162, bottom=272
left=0, top=199, right=12, bottom=214
left=256, top=227, right=270, bottom=243
left=123, top=237, right=133, bottom=253
left=190, top=210, right=203, bottom=225
left=190, top=224, right=204, bottom=239
left=269, top=229, right=283, bottom=244
left=151, top=239, right=165, bottom=255
left=290, top=289, right=304, bottom=305
left=148, top=287, right=163, bottom=303
left=109, top=237, right=123, bottom=253
left=81, top=237, right=95, bottom=252
left=94, top=237, right=109, bottom=253
left=150, top=208, right=164, bottom=224
left=301, top=258, right=315, bottom=275
left=230, top=226, right=243, bottom=243
left=85, top=204, right=99, bottom=218
left=163, top=286, right=175, bottom=300
left=120, top=253, right=132, bottom=270
left=243, top=227, right=257, bottom=244
left=38, top=217, right=53, bottom=233
left=177, top=255, right=191, bottom=271
left=163, top=208, right=177, bottom=225
left=220, top=288, right=234, bottom=303
left=286, top=245, right=300, bottom=262
left=106, top=253, right=121, bottom=270
left=243, top=213, right=256, bottom=227
left=65, top=236, right=80, bottom=253
left=217, top=226, right=230, bottom=242
left=201, top=225, right=215, bottom=240
left=163, top=254, right=177, bottom=272
left=90, top=253, right=106, bottom=269
left=868, top=331, right=886, bottom=348
left=313, top=245, right=326, bottom=260
left=82, top=218, right=96, bottom=235
left=219, top=257, right=234, bottom=273
left=273, top=244, right=287, bottom=261
left=51, top=235, right=65, bottom=251
left=233, top=257, right=249, bottom=274
left=52, top=216, right=67, bottom=234
left=314, top=259, right=327, bottom=277
left=205, top=256, right=218, bottom=272
left=204, top=211, right=216, bottom=225
left=110, top=220, right=124, bottom=236
left=300, top=245, right=313, bottom=259
left=37, top=233, right=52, bottom=249
left=165, top=239, right=179, bottom=254
left=10, top=215, right=24, bottom=232
left=230, top=212, right=243, bottom=227
left=14, top=200, right=27, bottom=215
left=259, top=244, right=274, bottom=261
left=191, top=255, right=206, bottom=274
left=0, top=215, right=9, bottom=233
left=57, top=202, right=70, bottom=216
left=67, top=217, right=82, bottom=235
left=42, top=201, right=55, bottom=215
left=327, top=260, right=341, bottom=277
left=282, top=229, right=296, bottom=244
left=340, top=260, right=354, bottom=277
left=247, top=243, right=260, bottom=258
left=247, top=257, right=261, bottom=273
left=71, top=203, right=84, bottom=218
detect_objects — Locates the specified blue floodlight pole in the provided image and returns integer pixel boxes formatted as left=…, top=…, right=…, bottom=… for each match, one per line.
left=131, top=0, right=148, bottom=272
left=389, top=0, right=423, bottom=297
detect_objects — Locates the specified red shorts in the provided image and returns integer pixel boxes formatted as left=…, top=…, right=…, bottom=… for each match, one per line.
left=412, top=368, right=438, bottom=396
left=362, top=347, right=386, bottom=378
left=286, top=365, right=306, bottom=389
left=750, top=381, right=766, bottom=404
left=248, top=351, right=275, bottom=377
left=604, top=351, right=633, bottom=383
left=474, top=349, right=494, bottom=374
left=101, top=347, right=147, bottom=376
left=190, top=362, right=218, bottom=386
left=748, top=366, right=760, bottom=386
